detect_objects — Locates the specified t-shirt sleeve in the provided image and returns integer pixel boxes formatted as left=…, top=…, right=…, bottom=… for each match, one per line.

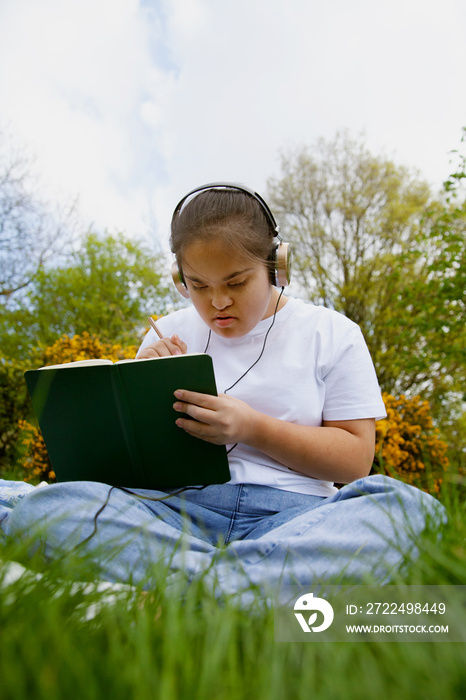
left=321, top=325, right=386, bottom=421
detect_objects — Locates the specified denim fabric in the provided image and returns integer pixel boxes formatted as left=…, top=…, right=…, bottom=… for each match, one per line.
left=1, top=475, right=447, bottom=599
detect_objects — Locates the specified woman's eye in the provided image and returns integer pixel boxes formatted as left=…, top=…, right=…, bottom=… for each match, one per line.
left=228, top=280, right=247, bottom=288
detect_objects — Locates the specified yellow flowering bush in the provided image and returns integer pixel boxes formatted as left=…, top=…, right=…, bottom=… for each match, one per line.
left=20, top=333, right=137, bottom=483
left=18, top=419, right=55, bottom=483
left=373, top=393, right=449, bottom=494
left=43, top=331, right=137, bottom=365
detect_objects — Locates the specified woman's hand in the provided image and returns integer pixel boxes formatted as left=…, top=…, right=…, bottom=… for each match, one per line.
left=173, top=390, right=256, bottom=445
left=137, top=334, right=187, bottom=359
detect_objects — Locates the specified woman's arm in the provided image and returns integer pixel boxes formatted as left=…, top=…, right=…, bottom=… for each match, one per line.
left=245, top=412, right=375, bottom=483
left=173, top=390, right=375, bottom=484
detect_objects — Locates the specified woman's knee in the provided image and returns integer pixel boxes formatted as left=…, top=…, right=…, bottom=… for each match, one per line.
left=336, top=474, right=448, bottom=531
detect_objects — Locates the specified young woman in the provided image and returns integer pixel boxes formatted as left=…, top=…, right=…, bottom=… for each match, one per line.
left=1, top=183, right=446, bottom=598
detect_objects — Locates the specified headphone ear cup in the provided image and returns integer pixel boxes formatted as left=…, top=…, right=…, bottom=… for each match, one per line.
left=271, top=241, right=292, bottom=287
left=171, top=261, right=190, bottom=299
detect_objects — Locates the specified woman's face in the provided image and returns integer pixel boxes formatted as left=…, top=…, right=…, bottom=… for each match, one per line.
left=180, top=237, right=281, bottom=338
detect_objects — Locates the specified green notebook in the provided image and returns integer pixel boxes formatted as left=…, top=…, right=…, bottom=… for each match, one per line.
left=24, top=354, right=230, bottom=489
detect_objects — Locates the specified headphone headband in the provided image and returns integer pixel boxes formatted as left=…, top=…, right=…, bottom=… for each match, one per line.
left=172, top=181, right=280, bottom=237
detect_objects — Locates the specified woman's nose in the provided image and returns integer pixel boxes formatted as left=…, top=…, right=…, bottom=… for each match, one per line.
left=211, top=289, right=232, bottom=309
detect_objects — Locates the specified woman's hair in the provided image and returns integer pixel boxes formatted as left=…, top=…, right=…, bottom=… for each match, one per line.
left=170, top=188, right=277, bottom=273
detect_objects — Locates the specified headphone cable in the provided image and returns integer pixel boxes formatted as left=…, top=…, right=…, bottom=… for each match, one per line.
left=206, top=286, right=284, bottom=454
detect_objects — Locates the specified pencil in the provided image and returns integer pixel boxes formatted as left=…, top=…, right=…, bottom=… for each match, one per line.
left=148, top=317, right=164, bottom=340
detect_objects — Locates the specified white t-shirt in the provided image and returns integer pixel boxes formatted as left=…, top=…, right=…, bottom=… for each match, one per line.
left=137, top=298, right=386, bottom=497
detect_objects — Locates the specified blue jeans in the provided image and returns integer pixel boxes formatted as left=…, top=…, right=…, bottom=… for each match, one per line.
left=1, top=475, right=447, bottom=599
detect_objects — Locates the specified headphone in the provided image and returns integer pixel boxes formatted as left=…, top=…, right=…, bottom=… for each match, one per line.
left=170, top=182, right=291, bottom=298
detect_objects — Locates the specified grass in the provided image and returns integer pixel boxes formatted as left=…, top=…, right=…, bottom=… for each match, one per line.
left=0, top=476, right=465, bottom=700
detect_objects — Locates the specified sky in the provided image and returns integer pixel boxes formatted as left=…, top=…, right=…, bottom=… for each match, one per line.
left=0, top=0, right=465, bottom=249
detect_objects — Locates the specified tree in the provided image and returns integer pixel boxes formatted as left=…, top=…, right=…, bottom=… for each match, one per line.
left=396, top=129, right=466, bottom=468
left=266, top=131, right=437, bottom=394
left=1, top=232, right=177, bottom=357
left=426, top=127, right=466, bottom=374
left=267, top=131, right=431, bottom=320
left=0, top=131, right=76, bottom=307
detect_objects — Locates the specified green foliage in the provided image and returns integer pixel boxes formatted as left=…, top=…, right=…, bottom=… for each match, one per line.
left=422, top=130, right=465, bottom=383
left=376, top=130, right=466, bottom=465
left=376, top=151, right=465, bottom=399
left=0, top=357, right=35, bottom=467
left=1, top=232, right=175, bottom=357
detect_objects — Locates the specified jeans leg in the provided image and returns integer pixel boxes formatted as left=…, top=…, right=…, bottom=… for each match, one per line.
left=200, top=475, right=448, bottom=597
left=1, top=481, right=221, bottom=586
left=1, top=475, right=448, bottom=599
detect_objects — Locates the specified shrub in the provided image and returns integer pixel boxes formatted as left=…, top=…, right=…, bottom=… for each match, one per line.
left=373, top=393, right=450, bottom=494
left=43, top=332, right=137, bottom=365
left=18, top=419, right=55, bottom=483
left=0, top=358, right=33, bottom=469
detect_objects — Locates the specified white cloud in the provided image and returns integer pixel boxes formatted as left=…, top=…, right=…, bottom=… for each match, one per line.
left=0, top=0, right=163, bottom=236
left=0, top=0, right=465, bottom=246
left=149, top=0, right=466, bottom=210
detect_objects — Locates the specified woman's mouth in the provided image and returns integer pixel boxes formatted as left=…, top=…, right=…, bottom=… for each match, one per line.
left=214, top=315, right=235, bottom=328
